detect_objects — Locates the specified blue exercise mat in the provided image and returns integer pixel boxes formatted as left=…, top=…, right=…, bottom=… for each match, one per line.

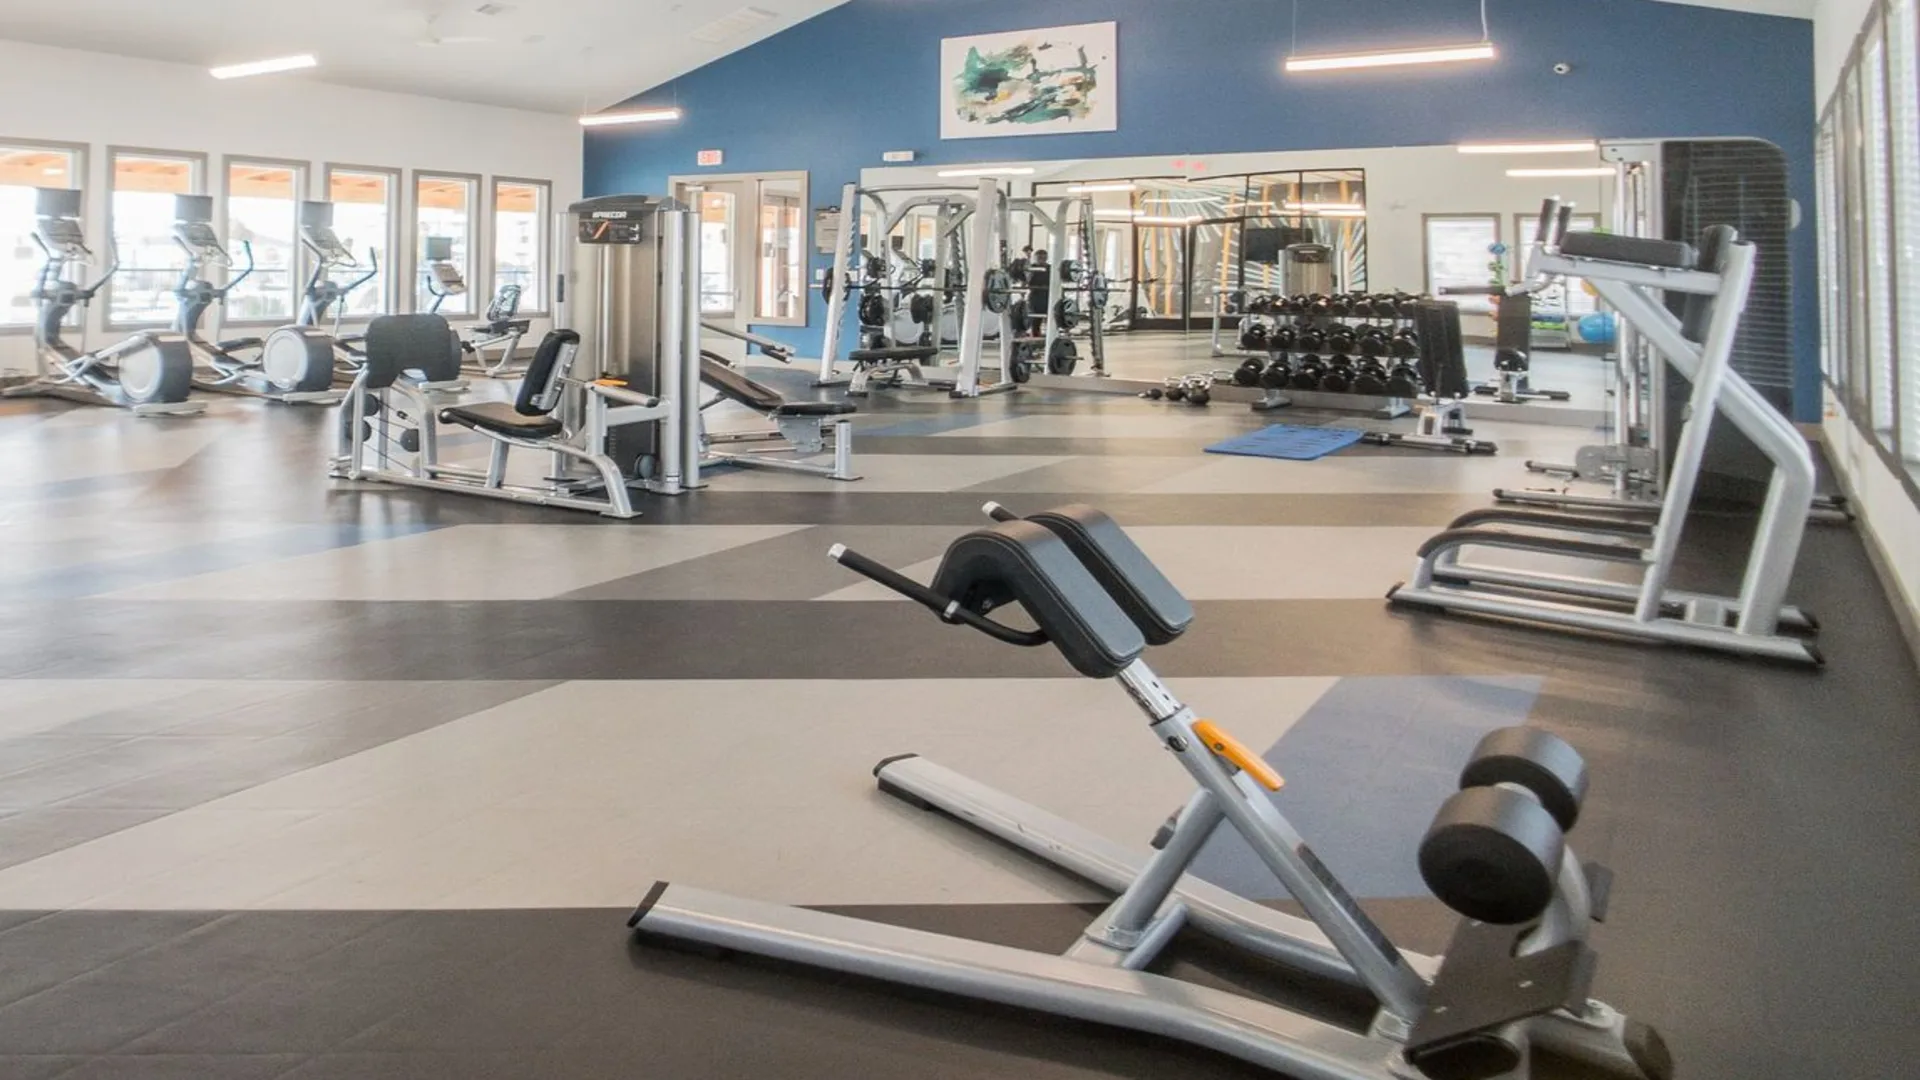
left=1204, top=423, right=1366, bottom=461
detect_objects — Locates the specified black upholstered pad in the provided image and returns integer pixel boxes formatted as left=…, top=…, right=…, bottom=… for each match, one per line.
left=362, top=315, right=452, bottom=389
left=439, top=401, right=564, bottom=438
left=1023, top=505, right=1194, bottom=646
left=849, top=346, right=939, bottom=364
left=1559, top=232, right=1696, bottom=270
left=931, top=520, right=1145, bottom=680
left=701, top=353, right=856, bottom=417
left=772, top=401, right=857, bottom=417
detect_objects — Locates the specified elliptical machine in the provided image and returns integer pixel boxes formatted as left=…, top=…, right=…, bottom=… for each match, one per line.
left=421, top=236, right=531, bottom=378
left=169, top=195, right=338, bottom=403
left=1, top=188, right=202, bottom=417
left=296, top=200, right=464, bottom=392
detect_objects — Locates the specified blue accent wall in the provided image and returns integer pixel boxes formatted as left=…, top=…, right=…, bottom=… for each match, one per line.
left=586, top=0, right=1819, bottom=419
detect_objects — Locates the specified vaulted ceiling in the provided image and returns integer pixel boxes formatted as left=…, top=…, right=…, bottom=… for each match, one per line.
left=0, top=1, right=1814, bottom=115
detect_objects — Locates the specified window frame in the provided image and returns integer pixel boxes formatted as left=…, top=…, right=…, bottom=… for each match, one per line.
left=322, top=163, right=402, bottom=318
left=488, top=175, right=551, bottom=316
left=1421, top=212, right=1503, bottom=314
left=218, top=154, right=310, bottom=328
left=1821, top=0, right=1920, bottom=502
left=105, top=145, right=208, bottom=330
left=668, top=168, right=811, bottom=328
left=408, top=169, right=482, bottom=316
left=0, top=137, right=89, bottom=336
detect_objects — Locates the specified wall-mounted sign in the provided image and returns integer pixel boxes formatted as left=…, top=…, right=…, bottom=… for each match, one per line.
left=815, top=208, right=840, bottom=254
left=882, top=150, right=917, bottom=163
left=696, top=149, right=725, bottom=167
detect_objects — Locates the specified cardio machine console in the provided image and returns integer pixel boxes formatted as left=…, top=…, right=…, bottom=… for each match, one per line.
left=175, top=221, right=231, bottom=264
left=35, top=218, right=90, bottom=259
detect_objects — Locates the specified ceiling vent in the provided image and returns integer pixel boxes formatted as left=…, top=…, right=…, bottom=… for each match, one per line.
left=690, top=7, right=779, bottom=44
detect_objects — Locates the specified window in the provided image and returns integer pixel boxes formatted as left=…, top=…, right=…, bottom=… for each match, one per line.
left=491, top=178, right=548, bottom=312
left=1, top=141, right=83, bottom=329
left=1424, top=214, right=1500, bottom=315
left=1863, top=27, right=1896, bottom=443
left=1823, top=0, right=1920, bottom=485
left=699, top=190, right=735, bottom=315
left=223, top=159, right=304, bottom=323
left=756, top=179, right=803, bottom=320
left=325, top=166, right=398, bottom=317
left=1515, top=212, right=1602, bottom=318
left=109, top=149, right=204, bottom=326
left=1891, top=0, right=1920, bottom=466
left=414, top=173, right=477, bottom=314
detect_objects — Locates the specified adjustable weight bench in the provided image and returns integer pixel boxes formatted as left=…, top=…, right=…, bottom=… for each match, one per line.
left=698, top=352, right=859, bottom=481
left=845, top=344, right=940, bottom=396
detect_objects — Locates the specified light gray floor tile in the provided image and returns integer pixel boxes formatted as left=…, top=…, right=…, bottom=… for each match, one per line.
left=0, top=809, right=168, bottom=871
left=96, top=524, right=810, bottom=601
left=562, top=525, right=964, bottom=600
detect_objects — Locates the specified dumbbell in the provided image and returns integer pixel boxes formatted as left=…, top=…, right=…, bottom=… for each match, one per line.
left=1285, top=295, right=1309, bottom=316
left=1296, top=326, right=1327, bottom=354
left=1391, top=328, right=1421, bottom=359
left=1186, top=385, right=1212, bottom=407
left=1247, top=295, right=1272, bottom=316
left=1272, top=324, right=1299, bottom=351
left=1384, top=361, right=1426, bottom=398
left=1357, top=326, right=1388, bottom=359
left=1352, top=358, right=1390, bottom=396
left=1164, top=381, right=1188, bottom=403
left=1419, top=727, right=1587, bottom=926
left=1327, top=326, right=1357, bottom=355
left=1233, top=358, right=1266, bottom=387
left=1319, top=355, right=1355, bottom=393
left=1138, top=387, right=1165, bottom=401
left=1394, top=292, right=1420, bottom=317
left=1238, top=321, right=1271, bottom=353
left=1291, top=356, right=1327, bottom=391
left=1328, top=293, right=1353, bottom=317
left=1260, top=354, right=1293, bottom=390
left=1307, top=294, right=1332, bottom=317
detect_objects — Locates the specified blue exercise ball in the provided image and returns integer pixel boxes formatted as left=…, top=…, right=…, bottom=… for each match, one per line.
left=1577, top=312, right=1617, bottom=345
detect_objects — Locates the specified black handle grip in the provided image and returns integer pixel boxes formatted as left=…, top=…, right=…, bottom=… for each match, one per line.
left=1555, top=204, right=1574, bottom=240
left=1534, top=200, right=1560, bottom=244
left=829, top=544, right=1048, bottom=648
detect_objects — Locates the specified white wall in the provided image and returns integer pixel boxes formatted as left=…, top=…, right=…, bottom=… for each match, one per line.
left=1812, top=0, right=1920, bottom=648
left=0, top=38, right=582, bottom=374
left=1815, top=0, right=1876, bottom=105
left=864, top=145, right=1614, bottom=302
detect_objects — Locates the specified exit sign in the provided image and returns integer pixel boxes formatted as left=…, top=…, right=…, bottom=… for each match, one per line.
left=696, top=149, right=724, bottom=167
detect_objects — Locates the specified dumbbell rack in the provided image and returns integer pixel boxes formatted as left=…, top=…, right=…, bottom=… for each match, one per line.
left=1230, top=292, right=1429, bottom=419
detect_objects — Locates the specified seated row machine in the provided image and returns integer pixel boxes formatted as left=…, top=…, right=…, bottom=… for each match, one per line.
left=630, top=504, right=1669, bottom=1080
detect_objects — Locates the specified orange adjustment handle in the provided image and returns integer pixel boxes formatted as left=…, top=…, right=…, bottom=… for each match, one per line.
left=1190, top=721, right=1284, bottom=791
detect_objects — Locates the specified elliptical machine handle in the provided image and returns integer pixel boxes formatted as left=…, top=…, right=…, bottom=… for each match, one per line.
left=82, top=240, right=122, bottom=298
left=347, top=248, right=380, bottom=293
left=225, top=240, right=256, bottom=295
left=827, top=544, right=1049, bottom=648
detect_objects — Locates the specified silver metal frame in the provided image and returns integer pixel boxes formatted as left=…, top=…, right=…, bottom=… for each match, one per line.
left=330, top=337, right=675, bottom=519
left=817, top=180, right=1018, bottom=398
left=1394, top=200, right=1821, bottom=664
left=634, top=654, right=1654, bottom=1080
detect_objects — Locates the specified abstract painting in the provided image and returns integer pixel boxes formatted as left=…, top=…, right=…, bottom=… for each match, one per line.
left=940, top=21, right=1118, bottom=140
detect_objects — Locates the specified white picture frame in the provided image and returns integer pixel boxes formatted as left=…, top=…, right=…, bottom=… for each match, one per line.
left=940, top=21, right=1119, bottom=141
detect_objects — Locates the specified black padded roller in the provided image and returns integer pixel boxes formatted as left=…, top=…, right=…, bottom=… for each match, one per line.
left=1420, top=786, right=1564, bottom=925
left=1459, top=726, right=1588, bottom=831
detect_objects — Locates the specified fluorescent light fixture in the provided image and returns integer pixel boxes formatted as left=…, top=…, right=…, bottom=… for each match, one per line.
left=1134, top=215, right=1200, bottom=226
left=1093, top=209, right=1140, bottom=219
left=1505, top=167, right=1616, bottom=178
left=209, top=54, right=318, bottom=80
left=579, top=108, right=684, bottom=127
left=935, top=166, right=1036, bottom=178
left=1142, top=195, right=1214, bottom=205
left=1285, top=41, right=1494, bottom=73
left=1458, top=140, right=1598, bottom=155
left=1283, top=201, right=1365, bottom=212
left=1314, top=209, right=1368, bottom=218
left=1067, top=182, right=1137, bottom=193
